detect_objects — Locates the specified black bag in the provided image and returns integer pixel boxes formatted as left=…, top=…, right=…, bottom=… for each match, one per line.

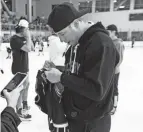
left=35, top=69, right=68, bottom=132
left=35, top=69, right=48, bottom=114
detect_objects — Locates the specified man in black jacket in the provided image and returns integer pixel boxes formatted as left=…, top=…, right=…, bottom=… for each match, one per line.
left=1, top=86, right=23, bottom=132
left=45, top=2, right=119, bottom=132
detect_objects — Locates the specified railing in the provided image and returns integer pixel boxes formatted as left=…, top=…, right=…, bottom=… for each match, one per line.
left=1, top=24, right=143, bottom=41
left=1, top=23, right=47, bottom=31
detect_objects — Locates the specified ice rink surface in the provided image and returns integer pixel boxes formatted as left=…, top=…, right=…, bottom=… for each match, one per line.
left=0, top=44, right=143, bottom=132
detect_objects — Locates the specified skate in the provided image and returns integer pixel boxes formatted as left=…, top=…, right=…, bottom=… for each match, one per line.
left=17, top=108, right=32, bottom=121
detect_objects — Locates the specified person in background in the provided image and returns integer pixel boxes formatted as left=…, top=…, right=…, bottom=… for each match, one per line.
left=107, top=24, right=125, bottom=115
left=1, top=85, right=23, bottom=132
left=0, top=68, right=4, bottom=74
left=44, top=2, right=119, bottom=132
left=0, top=45, right=4, bottom=74
left=6, top=47, right=12, bottom=59
left=48, top=33, right=67, bottom=65
left=131, top=36, right=135, bottom=48
left=38, top=37, right=44, bottom=56
left=31, top=36, right=37, bottom=50
left=10, top=17, right=34, bottom=120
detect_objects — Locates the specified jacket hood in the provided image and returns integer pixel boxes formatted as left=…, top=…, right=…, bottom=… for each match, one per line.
left=113, top=38, right=123, bottom=43
left=79, top=22, right=109, bottom=45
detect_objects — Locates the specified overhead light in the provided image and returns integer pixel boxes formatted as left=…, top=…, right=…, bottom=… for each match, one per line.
left=119, top=5, right=125, bottom=8
left=114, top=0, right=117, bottom=2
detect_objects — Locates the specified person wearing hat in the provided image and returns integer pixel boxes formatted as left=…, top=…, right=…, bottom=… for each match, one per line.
left=10, top=17, right=34, bottom=120
left=44, top=2, right=119, bottom=132
left=107, top=24, right=125, bottom=115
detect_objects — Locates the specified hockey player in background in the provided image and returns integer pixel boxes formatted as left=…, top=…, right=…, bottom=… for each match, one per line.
left=131, top=36, right=136, bottom=48
left=107, top=24, right=125, bottom=115
left=38, top=38, right=44, bottom=56
left=10, top=17, right=34, bottom=120
left=6, top=47, right=12, bottom=59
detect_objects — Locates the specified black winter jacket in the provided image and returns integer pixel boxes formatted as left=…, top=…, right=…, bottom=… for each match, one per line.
left=1, top=107, right=21, bottom=132
left=61, top=22, right=119, bottom=120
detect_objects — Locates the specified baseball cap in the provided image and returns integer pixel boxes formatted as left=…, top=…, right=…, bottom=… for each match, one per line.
left=18, top=19, right=29, bottom=28
left=106, top=24, right=118, bottom=32
left=48, top=2, right=90, bottom=32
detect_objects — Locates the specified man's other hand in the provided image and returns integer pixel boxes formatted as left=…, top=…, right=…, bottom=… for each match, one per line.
left=44, top=68, right=62, bottom=83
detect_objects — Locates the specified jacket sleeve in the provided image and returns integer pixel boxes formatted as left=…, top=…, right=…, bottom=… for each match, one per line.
left=61, top=36, right=117, bottom=101
left=1, top=107, right=21, bottom=132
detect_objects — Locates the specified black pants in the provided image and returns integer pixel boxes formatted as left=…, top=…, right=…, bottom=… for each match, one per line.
left=114, top=73, right=120, bottom=96
left=67, top=115, right=111, bottom=132
left=131, top=42, right=134, bottom=48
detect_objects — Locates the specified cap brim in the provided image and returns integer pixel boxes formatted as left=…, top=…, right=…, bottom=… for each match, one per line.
left=77, top=8, right=90, bottom=18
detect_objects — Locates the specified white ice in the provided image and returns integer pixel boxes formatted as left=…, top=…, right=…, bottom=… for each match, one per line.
left=0, top=42, right=143, bottom=132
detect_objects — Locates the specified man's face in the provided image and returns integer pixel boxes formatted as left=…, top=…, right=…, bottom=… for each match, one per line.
left=57, top=20, right=83, bottom=46
left=107, top=30, right=115, bottom=39
left=57, top=26, right=76, bottom=46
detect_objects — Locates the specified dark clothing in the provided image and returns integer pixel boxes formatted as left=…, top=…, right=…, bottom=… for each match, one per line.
left=110, top=73, right=120, bottom=115
left=1, top=107, right=21, bottom=132
left=35, top=67, right=68, bottom=132
left=7, top=47, right=12, bottom=53
left=131, top=39, right=135, bottom=48
left=61, top=22, right=119, bottom=121
left=0, top=69, right=4, bottom=74
left=113, top=73, right=120, bottom=96
left=10, top=35, right=29, bottom=74
left=131, top=37, right=136, bottom=48
left=68, top=115, right=111, bottom=132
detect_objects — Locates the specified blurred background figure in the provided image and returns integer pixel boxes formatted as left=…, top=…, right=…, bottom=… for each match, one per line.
left=38, top=37, right=44, bottom=56
left=0, top=68, right=4, bottom=74
left=107, top=24, right=125, bottom=115
left=131, top=36, right=136, bottom=48
left=10, top=17, right=34, bottom=121
left=6, top=47, right=12, bottom=59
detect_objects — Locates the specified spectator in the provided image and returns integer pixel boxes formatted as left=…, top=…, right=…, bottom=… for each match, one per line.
left=10, top=17, right=34, bottom=120
left=107, top=24, right=125, bottom=115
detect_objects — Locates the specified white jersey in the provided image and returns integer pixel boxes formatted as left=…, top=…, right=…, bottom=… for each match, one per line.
left=48, top=35, right=67, bottom=66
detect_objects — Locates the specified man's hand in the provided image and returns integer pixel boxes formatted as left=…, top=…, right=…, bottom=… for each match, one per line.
left=44, top=68, right=62, bottom=83
left=110, top=95, right=118, bottom=115
left=43, top=60, right=55, bottom=70
left=24, top=28, right=31, bottom=38
left=3, top=85, right=24, bottom=109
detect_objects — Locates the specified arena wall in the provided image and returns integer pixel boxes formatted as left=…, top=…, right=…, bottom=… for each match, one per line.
left=14, top=0, right=37, bottom=19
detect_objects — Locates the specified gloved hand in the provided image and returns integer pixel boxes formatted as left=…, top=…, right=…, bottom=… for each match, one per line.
left=110, top=95, right=118, bottom=115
